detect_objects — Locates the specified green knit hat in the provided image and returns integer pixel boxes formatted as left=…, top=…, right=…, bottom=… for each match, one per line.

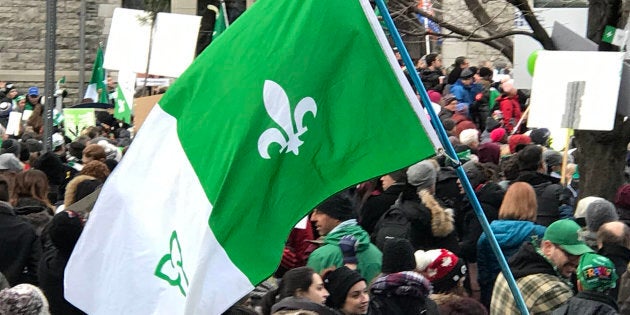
left=577, top=253, right=618, bottom=292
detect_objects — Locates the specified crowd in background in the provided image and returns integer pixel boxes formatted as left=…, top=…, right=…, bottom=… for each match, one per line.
left=0, top=53, right=628, bottom=315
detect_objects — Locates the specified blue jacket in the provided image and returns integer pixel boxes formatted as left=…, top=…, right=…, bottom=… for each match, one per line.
left=477, top=220, right=546, bottom=306
left=449, top=80, right=481, bottom=107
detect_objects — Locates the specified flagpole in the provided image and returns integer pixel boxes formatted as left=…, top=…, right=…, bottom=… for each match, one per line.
left=220, top=0, right=230, bottom=27
left=373, top=1, right=530, bottom=314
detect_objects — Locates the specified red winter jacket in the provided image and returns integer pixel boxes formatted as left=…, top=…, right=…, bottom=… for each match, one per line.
left=497, top=94, right=522, bottom=133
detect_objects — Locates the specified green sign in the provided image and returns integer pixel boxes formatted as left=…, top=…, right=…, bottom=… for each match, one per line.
left=63, top=108, right=96, bottom=140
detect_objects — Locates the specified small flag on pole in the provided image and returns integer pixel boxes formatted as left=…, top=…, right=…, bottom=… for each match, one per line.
left=602, top=25, right=626, bottom=47
left=114, top=85, right=131, bottom=124
left=212, top=1, right=228, bottom=40
left=84, top=46, right=108, bottom=103
left=65, top=1, right=441, bottom=314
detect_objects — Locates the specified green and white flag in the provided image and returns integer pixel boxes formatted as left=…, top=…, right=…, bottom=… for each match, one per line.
left=212, top=2, right=228, bottom=40
left=114, top=85, right=132, bottom=124
left=84, top=46, right=108, bottom=103
left=602, top=25, right=627, bottom=47
left=65, top=0, right=440, bottom=314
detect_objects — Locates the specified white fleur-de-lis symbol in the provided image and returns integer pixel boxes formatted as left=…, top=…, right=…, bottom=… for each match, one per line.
left=117, top=99, right=126, bottom=113
left=258, top=80, right=317, bottom=159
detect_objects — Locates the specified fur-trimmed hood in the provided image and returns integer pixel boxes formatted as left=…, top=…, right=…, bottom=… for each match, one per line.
left=419, top=189, right=455, bottom=237
left=64, top=175, right=96, bottom=208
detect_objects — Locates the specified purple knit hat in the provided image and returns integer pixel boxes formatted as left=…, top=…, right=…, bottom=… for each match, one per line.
left=477, top=142, right=501, bottom=165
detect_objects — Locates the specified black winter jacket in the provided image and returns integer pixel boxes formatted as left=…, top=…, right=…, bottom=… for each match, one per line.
left=552, top=291, right=618, bottom=315
left=514, top=171, right=567, bottom=227
left=0, top=201, right=41, bottom=286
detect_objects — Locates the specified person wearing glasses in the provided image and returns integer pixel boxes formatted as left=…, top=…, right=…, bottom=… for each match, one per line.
left=491, top=219, right=593, bottom=314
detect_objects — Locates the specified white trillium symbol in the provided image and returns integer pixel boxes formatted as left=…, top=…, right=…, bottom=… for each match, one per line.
left=257, top=80, right=317, bottom=159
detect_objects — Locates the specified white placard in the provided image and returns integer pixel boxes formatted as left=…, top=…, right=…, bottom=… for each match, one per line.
left=104, top=8, right=202, bottom=78
left=528, top=51, right=625, bottom=131
left=5, top=112, right=22, bottom=136
left=150, top=12, right=202, bottom=78
left=103, top=9, right=152, bottom=74
left=22, top=109, right=33, bottom=121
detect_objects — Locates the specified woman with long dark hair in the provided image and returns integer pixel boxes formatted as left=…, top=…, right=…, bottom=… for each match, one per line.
left=261, top=266, right=335, bottom=315
left=12, top=169, right=55, bottom=236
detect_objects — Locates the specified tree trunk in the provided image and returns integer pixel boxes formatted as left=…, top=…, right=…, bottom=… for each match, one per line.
left=575, top=0, right=628, bottom=201
left=574, top=116, right=630, bottom=201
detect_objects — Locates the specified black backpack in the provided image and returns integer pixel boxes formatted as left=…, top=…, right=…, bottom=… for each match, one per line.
left=371, top=194, right=412, bottom=251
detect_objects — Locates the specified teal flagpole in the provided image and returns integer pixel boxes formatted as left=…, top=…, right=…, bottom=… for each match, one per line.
left=372, top=1, right=530, bottom=314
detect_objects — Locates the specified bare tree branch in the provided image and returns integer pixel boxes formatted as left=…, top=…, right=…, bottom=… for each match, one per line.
left=412, top=7, right=540, bottom=59
left=463, top=0, right=514, bottom=57
left=398, top=28, right=532, bottom=42
left=505, top=0, right=555, bottom=49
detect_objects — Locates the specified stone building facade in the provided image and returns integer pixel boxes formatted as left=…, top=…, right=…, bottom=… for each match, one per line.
left=0, top=0, right=119, bottom=104
left=0, top=0, right=533, bottom=104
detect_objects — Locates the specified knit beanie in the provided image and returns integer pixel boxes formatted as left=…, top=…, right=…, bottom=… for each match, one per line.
left=381, top=238, right=416, bottom=274
left=490, top=128, right=506, bottom=143
left=615, top=184, right=630, bottom=209
left=585, top=199, right=619, bottom=232
left=0, top=284, right=50, bottom=315
left=477, top=142, right=500, bottom=165
left=407, top=160, right=438, bottom=190
left=428, top=90, right=442, bottom=104
left=315, top=190, right=356, bottom=221
left=574, top=196, right=605, bottom=227
left=414, top=249, right=467, bottom=293
left=509, top=134, right=532, bottom=154
left=48, top=210, right=84, bottom=256
left=323, top=266, right=365, bottom=309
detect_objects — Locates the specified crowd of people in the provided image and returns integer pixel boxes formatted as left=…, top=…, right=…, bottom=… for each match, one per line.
left=224, top=55, right=630, bottom=315
left=0, top=81, right=129, bottom=314
left=0, top=52, right=628, bottom=315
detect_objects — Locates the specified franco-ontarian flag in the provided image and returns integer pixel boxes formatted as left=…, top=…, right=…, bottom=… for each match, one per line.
left=65, top=0, right=441, bottom=314
left=84, top=45, right=108, bottom=104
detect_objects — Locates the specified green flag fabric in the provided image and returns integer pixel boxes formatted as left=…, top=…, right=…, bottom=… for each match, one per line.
left=65, top=0, right=441, bottom=314
left=84, top=46, right=108, bottom=103
left=114, top=85, right=132, bottom=124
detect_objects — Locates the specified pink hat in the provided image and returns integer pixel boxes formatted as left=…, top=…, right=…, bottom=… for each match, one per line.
left=490, top=128, right=506, bottom=143
left=428, top=90, right=442, bottom=104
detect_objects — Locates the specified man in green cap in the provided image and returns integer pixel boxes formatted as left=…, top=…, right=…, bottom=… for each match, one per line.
left=491, top=219, right=594, bottom=314
left=552, top=253, right=618, bottom=314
